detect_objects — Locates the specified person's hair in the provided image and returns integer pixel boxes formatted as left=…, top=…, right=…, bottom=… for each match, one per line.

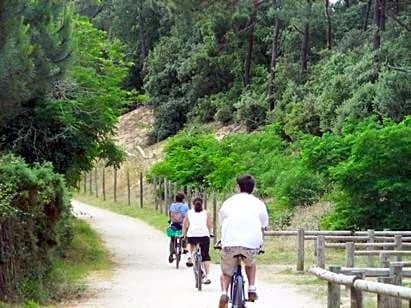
left=175, top=191, right=185, bottom=203
left=193, top=197, right=203, bottom=213
left=237, top=174, right=255, bottom=194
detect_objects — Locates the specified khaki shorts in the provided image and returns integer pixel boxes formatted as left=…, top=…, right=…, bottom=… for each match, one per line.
left=220, top=246, right=259, bottom=276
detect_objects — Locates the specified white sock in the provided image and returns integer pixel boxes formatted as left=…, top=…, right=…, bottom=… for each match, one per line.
left=222, top=291, right=227, bottom=295
left=248, top=285, right=256, bottom=292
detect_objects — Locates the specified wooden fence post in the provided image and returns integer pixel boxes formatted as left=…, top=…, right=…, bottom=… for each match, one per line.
left=95, top=168, right=98, bottom=198
left=140, top=172, right=143, bottom=208
left=89, top=172, right=93, bottom=195
left=102, top=167, right=106, bottom=201
left=187, top=185, right=191, bottom=205
left=168, top=180, right=173, bottom=205
left=126, top=170, right=131, bottom=206
left=113, top=168, right=117, bottom=202
left=346, top=242, right=355, bottom=268
left=377, top=276, right=392, bottom=308
left=328, top=266, right=341, bottom=308
left=204, top=191, right=208, bottom=210
left=350, top=272, right=363, bottom=308
left=317, top=235, right=326, bottom=269
left=83, top=173, right=87, bottom=193
left=395, top=235, right=402, bottom=262
left=212, top=193, right=217, bottom=245
left=297, top=228, right=305, bottom=271
left=389, top=263, right=402, bottom=308
left=154, top=177, right=158, bottom=211
left=367, top=229, right=375, bottom=267
left=164, top=178, right=168, bottom=216
left=380, top=252, right=389, bottom=268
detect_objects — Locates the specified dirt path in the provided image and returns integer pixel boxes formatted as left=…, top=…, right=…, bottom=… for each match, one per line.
left=70, top=200, right=324, bottom=308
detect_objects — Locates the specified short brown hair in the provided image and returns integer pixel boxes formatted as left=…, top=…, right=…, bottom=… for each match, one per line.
left=175, top=191, right=185, bottom=202
left=237, top=174, right=255, bottom=194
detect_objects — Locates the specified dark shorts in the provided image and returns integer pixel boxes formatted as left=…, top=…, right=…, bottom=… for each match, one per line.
left=187, top=236, right=210, bottom=261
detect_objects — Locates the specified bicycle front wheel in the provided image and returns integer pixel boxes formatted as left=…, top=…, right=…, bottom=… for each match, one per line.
left=232, top=275, right=244, bottom=308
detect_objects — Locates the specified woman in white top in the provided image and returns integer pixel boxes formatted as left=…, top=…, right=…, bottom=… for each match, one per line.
left=183, top=197, right=213, bottom=284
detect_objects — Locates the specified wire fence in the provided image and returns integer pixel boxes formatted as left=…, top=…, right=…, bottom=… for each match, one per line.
left=79, top=164, right=233, bottom=244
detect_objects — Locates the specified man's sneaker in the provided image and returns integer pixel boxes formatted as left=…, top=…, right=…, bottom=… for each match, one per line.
left=202, top=275, right=211, bottom=284
left=186, top=257, right=193, bottom=267
left=218, top=294, right=229, bottom=308
left=248, top=291, right=258, bottom=302
left=168, top=255, right=174, bottom=263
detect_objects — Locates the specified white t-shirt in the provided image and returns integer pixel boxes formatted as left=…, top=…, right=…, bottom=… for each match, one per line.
left=219, top=193, right=269, bottom=249
left=187, top=209, right=209, bottom=237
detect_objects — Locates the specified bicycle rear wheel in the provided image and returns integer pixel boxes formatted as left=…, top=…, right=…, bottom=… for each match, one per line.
left=175, top=239, right=181, bottom=269
left=232, top=275, right=244, bottom=308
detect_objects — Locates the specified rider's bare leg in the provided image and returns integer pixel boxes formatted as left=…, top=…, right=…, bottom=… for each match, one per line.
left=220, top=273, right=231, bottom=292
left=245, top=264, right=256, bottom=286
left=203, top=261, right=211, bottom=275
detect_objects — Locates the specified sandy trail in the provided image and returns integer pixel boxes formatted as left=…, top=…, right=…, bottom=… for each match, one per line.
left=70, top=200, right=323, bottom=308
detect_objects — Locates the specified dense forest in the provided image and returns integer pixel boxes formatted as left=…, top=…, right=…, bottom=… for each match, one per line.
left=0, top=0, right=410, bottom=303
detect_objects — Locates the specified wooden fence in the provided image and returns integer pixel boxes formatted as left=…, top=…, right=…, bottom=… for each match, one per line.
left=309, top=266, right=411, bottom=308
left=79, top=168, right=228, bottom=244
left=265, top=230, right=411, bottom=271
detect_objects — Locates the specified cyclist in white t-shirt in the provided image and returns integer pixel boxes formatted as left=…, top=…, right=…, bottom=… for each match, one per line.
left=218, top=174, right=269, bottom=308
left=183, top=197, right=213, bottom=284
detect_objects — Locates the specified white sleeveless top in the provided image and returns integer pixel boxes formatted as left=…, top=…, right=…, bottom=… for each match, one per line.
left=187, top=209, right=209, bottom=237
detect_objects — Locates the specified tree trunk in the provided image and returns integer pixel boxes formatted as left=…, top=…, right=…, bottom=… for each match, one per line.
left=380, top=0, right=385, bottom=31
left=325, top=0, right=332, bottom=49
left=0, top=0, right=5, bottom=50
left=300, top=0, right=312, bottom=75
left=244, top=0, right=259, bottom=87
left=373, top=0, right=385, bottom=49
left=268, top=0, right=282, bottom=111
left=138, top=2, right=147, bottom=62
left=363, top=0, right=372, bottom=31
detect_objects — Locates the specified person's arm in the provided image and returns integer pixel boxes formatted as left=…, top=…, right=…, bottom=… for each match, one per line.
left=182, top=215, right=189, bottom=238
left=260, top=202, right=269, bottom=231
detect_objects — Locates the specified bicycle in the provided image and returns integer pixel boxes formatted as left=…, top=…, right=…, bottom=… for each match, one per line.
left=166, top=226, right=183, bottom=269
left=215, top=242, right=264, bottom=308
left=191, top=235, right=214, bottom=291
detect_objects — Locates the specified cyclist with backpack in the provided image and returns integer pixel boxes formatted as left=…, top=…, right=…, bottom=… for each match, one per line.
left=182, top=197, right=213, bottom=284
left=168, top=191, right=189, bottom=263
left=218, top=174, right=269, bottom=308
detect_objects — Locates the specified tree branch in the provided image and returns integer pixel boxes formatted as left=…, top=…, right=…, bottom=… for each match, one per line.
left=385, top=8, right=411, bottom=32
left=293, top=24, right=304, bottom=35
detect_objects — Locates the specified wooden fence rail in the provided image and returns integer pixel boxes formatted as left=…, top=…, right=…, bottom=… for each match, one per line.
left=265, top=230, right=411, bottom=271
left=309, top=266, right=411, bottom=308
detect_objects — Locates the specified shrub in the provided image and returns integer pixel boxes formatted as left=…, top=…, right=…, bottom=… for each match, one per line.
left=322, top=117, right=411, bottom=230
left=0, top=154, right=72, bottom=301
left=274, top=164, right=326, bottom=208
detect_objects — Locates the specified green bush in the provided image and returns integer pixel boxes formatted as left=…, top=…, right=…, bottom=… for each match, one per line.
left=0, top=154, right=72, bottom=301
left=274, top=164, right=326, bottom=208
left=322, top=117, right=411, bottom=230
